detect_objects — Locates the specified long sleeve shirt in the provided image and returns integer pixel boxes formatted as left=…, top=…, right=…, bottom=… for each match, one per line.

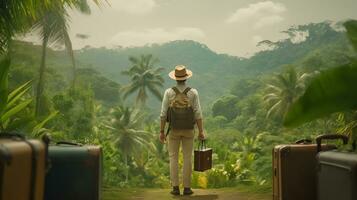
left=160, top=83, right=203, bottom=121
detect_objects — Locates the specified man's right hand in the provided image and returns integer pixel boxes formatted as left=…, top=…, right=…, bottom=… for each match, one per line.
left=159, top=132, right=166, bottom=144
left=198, top=131, right=206, bottom=140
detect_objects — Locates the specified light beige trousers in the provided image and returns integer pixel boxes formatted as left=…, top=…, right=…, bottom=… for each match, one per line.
left=168, top=129, right=194, bottom=188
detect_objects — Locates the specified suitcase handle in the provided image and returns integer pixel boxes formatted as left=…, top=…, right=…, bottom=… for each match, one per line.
left=197, top=140, right=207, bottom=150
left=56, top=141, right=83, bottom=146
left=42, top=135, right=82, bottom=147
left=295, top=139, right=312, bottom=144
left=316, top=134, right=348, bottom=152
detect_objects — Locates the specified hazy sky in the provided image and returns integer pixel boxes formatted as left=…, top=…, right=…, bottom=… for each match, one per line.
left=39, top=0, right=357, bottom=57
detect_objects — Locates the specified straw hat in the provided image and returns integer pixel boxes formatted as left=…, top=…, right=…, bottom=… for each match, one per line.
left=168, top=65, right=193, bottom=80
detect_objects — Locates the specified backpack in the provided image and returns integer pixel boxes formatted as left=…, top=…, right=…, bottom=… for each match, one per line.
left=167, top=87, right=195, bottom=130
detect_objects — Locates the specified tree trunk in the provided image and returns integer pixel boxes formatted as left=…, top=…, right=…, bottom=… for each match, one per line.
left=70, top=53, right=76, bottom=90
left=64, top=32, right=76, bottom=90
left=136, top=87, right=147, bottom=108
left=125, top=154, right=129, bottom=183
left=35, top=38, right=48, bottom=117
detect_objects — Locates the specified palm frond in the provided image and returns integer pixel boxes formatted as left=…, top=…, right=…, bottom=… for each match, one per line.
left=266, top=100, right=282, bottom=118
left=122, top=83, right=140, bottom=100
left=266, top=84, right=282, bottom=92
left=276, top=74, right=290, bottom=88
left=72, top=0, right=91, bottom=14
left=147, top=84, right=163, bottom=101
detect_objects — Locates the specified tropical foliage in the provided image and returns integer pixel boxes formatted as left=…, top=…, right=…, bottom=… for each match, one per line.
left=283, top=20, right=357, bottom=148
left=2, top=6, right=357, bottom=192
left=284, top=63, right=357, bottom=127
left=33, top=0, right=92, bottom=116
left=284, top=20, right=357, bottom=127
left=0, top=0, right=102, bottom=55
left=0, top=56, right=57, bottom=135
left=101, top=106, right=155, bottom=182
left=0, top=57, right=32, bottom=131
left=263, top=66, right=314, bottom=119
left=122, top=54, right=164, bottom=106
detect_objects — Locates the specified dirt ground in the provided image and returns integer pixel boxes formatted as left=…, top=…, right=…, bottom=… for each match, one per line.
left=102, top=188, right=271, bottom=200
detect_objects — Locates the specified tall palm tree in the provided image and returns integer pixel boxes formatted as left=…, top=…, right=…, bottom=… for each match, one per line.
left=0, top=0, right=37, bottom=55
left=33, top=0, right=91, bottom=116
left=122, top=54, right=164, bottom=107
left=263, top=67, right=315, bottom=118
left=0, top=0, right=94, bottom=55
left=102, top=106, right=155, bottom=183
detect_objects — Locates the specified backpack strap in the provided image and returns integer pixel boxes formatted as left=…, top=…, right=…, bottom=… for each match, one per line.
left=172, top=87, right=191, bottom=95
left=171, top=87, right=180, bottom=94
left=183, top=87, right=191, bottom=95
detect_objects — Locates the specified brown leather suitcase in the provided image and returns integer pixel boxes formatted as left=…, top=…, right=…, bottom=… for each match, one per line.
left=0, top=134, right=46, bottom=200
left=194, top=140, right=212, bottom=172
left=273, top=138, right=337, bottom=200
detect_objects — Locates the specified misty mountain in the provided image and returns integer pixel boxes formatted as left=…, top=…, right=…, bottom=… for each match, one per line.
left=73, top=21, right=351, bottom=107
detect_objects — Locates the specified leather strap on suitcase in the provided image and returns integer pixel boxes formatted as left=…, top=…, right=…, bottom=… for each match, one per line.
left=41, top=134, right=51, bottom=173
left=25, top=140, right=39, bottom=200
left=0, top=144, right=11, bottom=200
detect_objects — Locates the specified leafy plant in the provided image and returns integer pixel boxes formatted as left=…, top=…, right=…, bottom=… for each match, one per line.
left=33, top=0, right=93, bottom=116
left=0, top=57, right=32, bottom=131
left=122, top=54, right=164, bottom=107
left=264, top=66, right=313, bottom=119
left=102, top=106, right=155, bottom=183
left=32, top=111, right=59, bottom=136
left=284, top=20, right=357, bottom=127
left=284, top=63, right=357, bottom=127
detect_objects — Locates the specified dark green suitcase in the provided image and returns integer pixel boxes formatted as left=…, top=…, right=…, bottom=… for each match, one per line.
left=316, top=134, right=357, bottom=200
left=44, top=142, right=102, bottom=200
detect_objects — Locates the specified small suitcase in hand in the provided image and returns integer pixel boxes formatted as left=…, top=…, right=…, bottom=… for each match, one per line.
left=194, top=140, right=212, bottom=172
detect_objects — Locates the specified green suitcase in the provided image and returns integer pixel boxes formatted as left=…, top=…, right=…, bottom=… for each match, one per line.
left=44, top=142, right=102, bottom=200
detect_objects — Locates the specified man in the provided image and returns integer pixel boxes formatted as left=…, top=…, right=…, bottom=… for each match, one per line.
left=159, top=65, right=205, bottom=196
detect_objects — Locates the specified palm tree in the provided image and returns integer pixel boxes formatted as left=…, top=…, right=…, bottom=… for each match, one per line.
left=122, top=54, right=164, bottom=107
left=283, top=20, right=357, bottom=128
left=102, top=106, right=155, bottom=183
left=33, top=0, right=91, bottom=117
left=0, top=0, right=95, bottom=55
left=263, top=66, right=315, bottom=118
left=0, top=0, right=37, bottom=55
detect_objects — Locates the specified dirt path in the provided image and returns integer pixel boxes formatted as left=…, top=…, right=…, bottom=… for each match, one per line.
left=103, top=188, right=271, bottom=200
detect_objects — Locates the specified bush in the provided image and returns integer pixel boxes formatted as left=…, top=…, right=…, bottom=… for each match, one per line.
left=206, top=167, right=229, bottom=188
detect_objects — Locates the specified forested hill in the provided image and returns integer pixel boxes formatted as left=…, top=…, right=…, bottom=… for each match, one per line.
left=12, top=21, right=353, bottom=108
left=74, top=40, right=245, bottom=106
left=72, top=21, right=352, bottom=107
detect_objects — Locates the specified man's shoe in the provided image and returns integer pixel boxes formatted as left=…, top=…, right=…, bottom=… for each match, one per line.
left=183, top=188, right=193, bottom=195
left=170, top=186, right=180, bottom=196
